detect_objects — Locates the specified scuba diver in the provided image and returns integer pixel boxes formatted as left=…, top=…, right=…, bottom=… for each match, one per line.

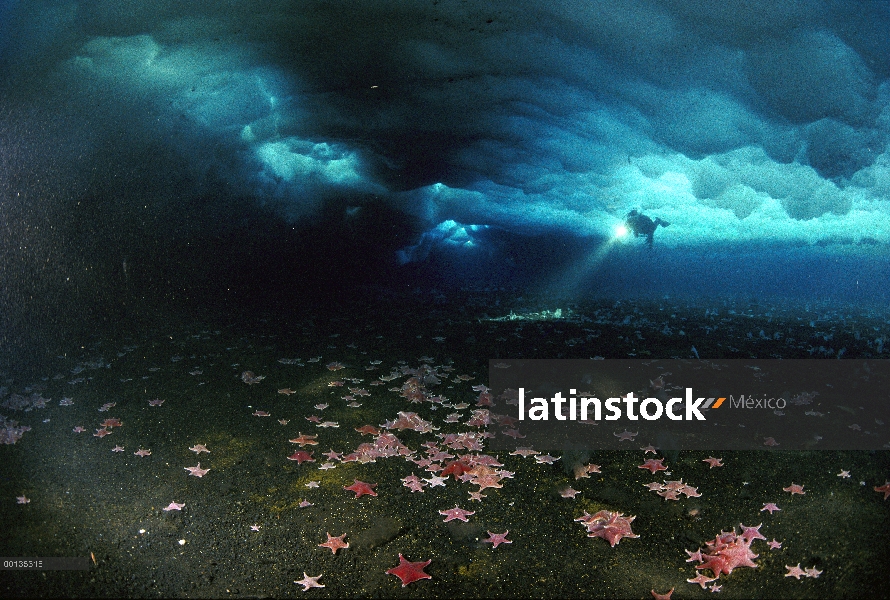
left=624, top=209, right=670, bottom=247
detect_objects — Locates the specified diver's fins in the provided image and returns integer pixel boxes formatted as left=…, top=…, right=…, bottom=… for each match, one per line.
left=655, top=218, right=670, bottom=228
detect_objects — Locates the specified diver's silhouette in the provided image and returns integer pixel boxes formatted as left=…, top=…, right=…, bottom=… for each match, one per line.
left=625, top=210, right=670, bottom=247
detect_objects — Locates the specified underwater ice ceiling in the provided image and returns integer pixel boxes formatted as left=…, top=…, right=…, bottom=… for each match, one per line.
left=2, top=0, right=890, bottom=251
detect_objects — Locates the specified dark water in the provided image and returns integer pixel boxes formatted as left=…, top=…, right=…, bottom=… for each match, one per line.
left=2, top=290, right=889, bottom=598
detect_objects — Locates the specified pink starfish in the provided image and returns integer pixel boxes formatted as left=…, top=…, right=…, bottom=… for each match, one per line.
left=483, top=531, right=512, bottom=548
left=294, top=572, right=325, bottom=591
left=785, top=564, right=807, bottom=579
left=739, top=523, right=766, bottom=543
left=386, top=554, right=431, bottom=587
left=318, top=532, right=349, bottom=554
left=614, top=430, right=638, bottom=441
left=559, top=487, right=580, bottom=499
left=184, top=463, right=210, bottom=477
left=578, top=510, right=639, bottom=547
left=534, top=454, right=559, bottom=464
left=439, top=505, right=475, bottom=522
left=638, top=458, right=667, bottom=474
left=686, top=573, right=716, bottom=589
left=343, top=479, right=377, bottom=498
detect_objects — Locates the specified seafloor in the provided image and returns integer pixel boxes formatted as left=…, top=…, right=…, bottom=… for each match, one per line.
left=2, top=288, right=889, bottom=599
